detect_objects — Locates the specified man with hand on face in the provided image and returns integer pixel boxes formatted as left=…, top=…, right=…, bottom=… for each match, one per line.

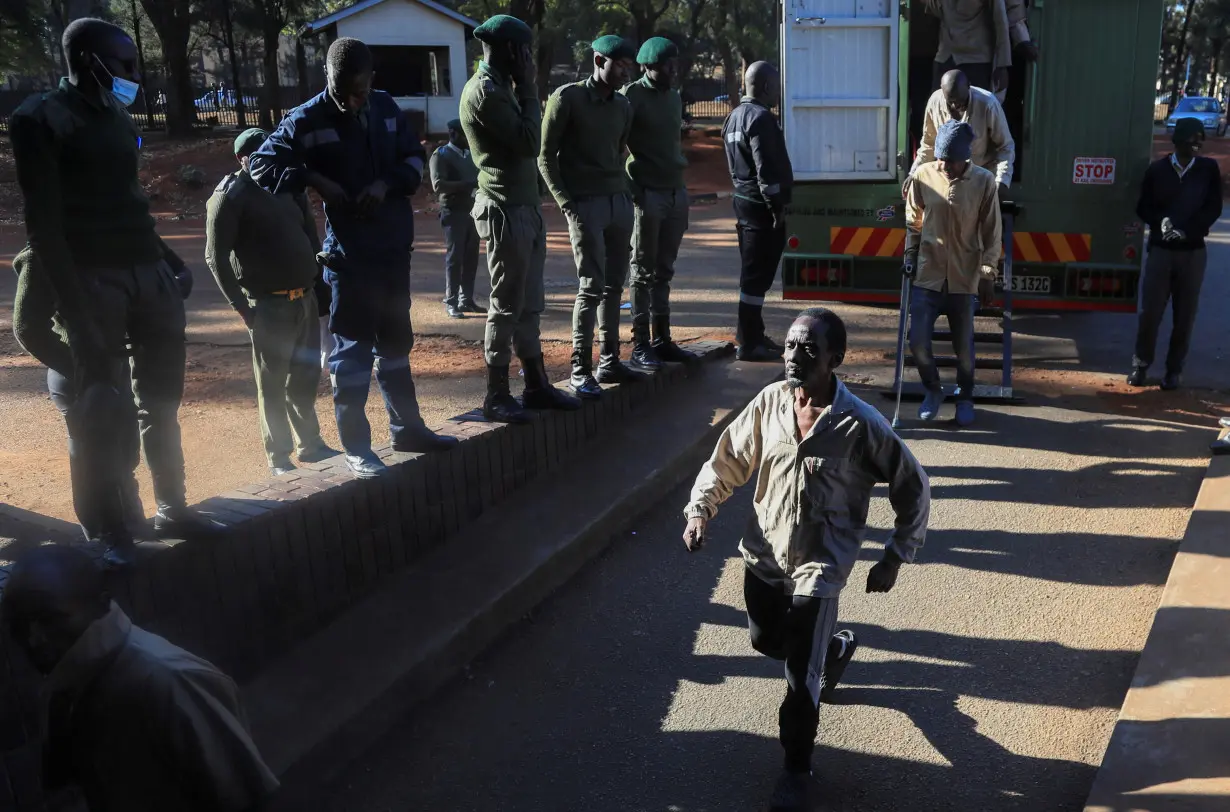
left=541, top=35, right=641, bottom=399
left=9, top=17, right=219, bottom=567
left=906, top=69, right=1015, bottom=202
left=460, top=14, right=582, bottom=423
left=723, top=61, right=794, bottom=363
left=621, top=36, right=697, bottom=368
left=904, top=120, right=1002, bottom=428
left=205, top=128, right=337, bottom=477
left=681, top=308, right=930, bottom=812
left=249, top=37, right=457, bottom=480
left=431, top=118, right=483, bottom=319
left=1129, top=116, right=1223, bottom=391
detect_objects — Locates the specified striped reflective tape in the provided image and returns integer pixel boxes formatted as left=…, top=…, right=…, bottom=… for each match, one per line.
left=826, top=227, right=1093, bottom=262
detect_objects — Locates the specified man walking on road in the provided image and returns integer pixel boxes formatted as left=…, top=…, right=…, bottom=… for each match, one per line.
left=723, top=61, right=794, bottom=363
left=681, top=308, right=930, bottom=811
left=904, top=120, right=1002, bottom=427
left=906, top=69, right=1015, bottom=201
left=205, top=128, right=338, bottom=477
left=431, top=118, right=483, bottom=319
left=622, top=36, right=698, bottom=368
left=250, top=37, right=457, bottom=479
left=541, top=35, right=642, bottom=398
left=3, top=544, right=280, bottom=812
left=9, top=17, right=219, bottom=566
left=460, top=14, right=582, bottom=423
left=1129, top=116, right=1223, bottom=391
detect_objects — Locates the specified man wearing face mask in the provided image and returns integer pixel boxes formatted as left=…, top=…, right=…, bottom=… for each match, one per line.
left=249, top=37, right=457, bottom=480
left=460, top=14, right=582, bottom=423
left=682, top=308, right=930, bottom=811
left=904, top=120, right=1002, bottom=428
left=621, top=37, right=698, bottom=368
left=541, top=35, right=641, bottom=398
left=8, top=17, right=220, bottom=567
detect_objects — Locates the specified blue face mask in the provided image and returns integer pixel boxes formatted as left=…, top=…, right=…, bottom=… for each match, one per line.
left=94, top=54, right=140, bottom=108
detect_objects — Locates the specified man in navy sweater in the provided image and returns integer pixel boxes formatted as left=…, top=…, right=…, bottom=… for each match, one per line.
left=1130, top=117, right=1223, bottom=390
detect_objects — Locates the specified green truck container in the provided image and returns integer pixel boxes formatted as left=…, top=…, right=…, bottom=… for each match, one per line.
left=778, top=0, right=1164, bottom=312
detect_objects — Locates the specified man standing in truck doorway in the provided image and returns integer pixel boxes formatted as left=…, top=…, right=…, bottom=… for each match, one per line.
left=925, top=0, right=1013, bottom=98
left=723, top=61, right=794, bottom=363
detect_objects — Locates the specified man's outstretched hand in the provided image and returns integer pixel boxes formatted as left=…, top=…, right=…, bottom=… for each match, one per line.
left=866, top=558, right=901, bottom=593
left=682, top=517, right=707, bottom=552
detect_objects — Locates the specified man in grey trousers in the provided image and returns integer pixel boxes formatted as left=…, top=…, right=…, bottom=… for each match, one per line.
left=431, top=118, right=483, bottom=319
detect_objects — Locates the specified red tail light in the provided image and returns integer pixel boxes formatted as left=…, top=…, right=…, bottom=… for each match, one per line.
left=787, top=235, right=800, bottom=249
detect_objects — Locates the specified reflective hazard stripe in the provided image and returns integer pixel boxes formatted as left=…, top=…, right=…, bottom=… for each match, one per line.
left=302, top=128, right=340, bottom=149
left=739, top=291, right=765, bottom=306
left=385, top=117, right=398, bottom=132
left=725, top=131, right=745, bottom=143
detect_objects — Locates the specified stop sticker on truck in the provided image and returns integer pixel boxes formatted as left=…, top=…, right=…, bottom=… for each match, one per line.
left=1073, top=157, right=1117, bottom=185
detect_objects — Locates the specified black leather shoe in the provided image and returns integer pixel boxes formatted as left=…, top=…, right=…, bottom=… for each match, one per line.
left=1161, top=372, right=1182, bottom=391
left=154, top=505, right=225, bottom=541
left=446, top=304, right=465, bottom=319
left=1127, top=366, right=1148, bottom=387
left=769, top=770, right=815, bottom=812
left=820, top=630, right=858, bottom=703
left=392, top=427, right=460, bottom=453
left=736, top=343, right=784, bottom=362
left=762, top=335, right=785, bottom=354
left=570, top=372, right=603, bottom=399
left=521, top=354, right=582, bottom=411
left=483, top=364, right=532, bottom=423
left=629, top=343, right=663, bottom=372
left=1220, top=417, right=1230, bottom=429
left=99, top=534, right=137, bottom=570
left=1211, top=437, right=1230, bottom=456
left=297, top=444, right=341, bottom=464
left=653, top=339, right=699, bottom=364
left=460, top=300, right=486, bottom=314
left=596, top=360, right=647, bottom=384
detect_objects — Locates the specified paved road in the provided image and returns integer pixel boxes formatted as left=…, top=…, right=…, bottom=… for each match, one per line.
left=319, top=395, right=1209, bottom=812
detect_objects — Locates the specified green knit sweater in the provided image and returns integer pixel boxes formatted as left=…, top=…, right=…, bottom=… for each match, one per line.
left=459, top=62, right=542, bottom=208
left=621, top=76, right=688, bottom=191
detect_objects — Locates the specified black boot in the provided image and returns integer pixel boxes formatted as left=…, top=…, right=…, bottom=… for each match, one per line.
left=1127, top=365, right=1148, bottom=387
left=392, top=425, right=460, bottom=453
left=651, top=316, right=699, bottom=365
left=99, top=532, right=137, bottom=570
left=596, top=343, right=647, bottom=385
left=629, top=326, right=663, bottom=372
left=521, top=355, right=582, bottom=411
left=570, top=347, right=603, bottom=399
left=154, top=504, right=225, bottom=541
left=483, top=364, right=532, bottom=423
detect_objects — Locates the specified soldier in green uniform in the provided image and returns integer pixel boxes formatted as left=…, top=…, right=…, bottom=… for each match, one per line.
left=621, top=36, right=697, bottom=368
left=430, top=118, right=483, bottom=319
left=205, top=128, right=339, bottom=477
left=8, top=18, right=219, bottom=565
left=459, top=14, right=581, bottom=423
left=540, top=35, right=641, bottom=399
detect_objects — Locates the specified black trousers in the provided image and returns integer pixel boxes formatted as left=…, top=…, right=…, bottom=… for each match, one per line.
left=932, top=58, right=993, bottom=92
left=1133, top=246, right=1207, bottom=375
left=733, top=197, right=786, bottom=348
left=744, top=567, right=841, bottom=773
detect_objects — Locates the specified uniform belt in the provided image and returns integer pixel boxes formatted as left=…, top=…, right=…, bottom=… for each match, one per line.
left=271, top=288, right=307, bottom=300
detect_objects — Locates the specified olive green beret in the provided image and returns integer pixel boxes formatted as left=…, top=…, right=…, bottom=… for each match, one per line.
left=592, top=34, right=637, bottom=61
left=233, top=128, right=268, bottom=157
left=637, top=37, right=678, bottom=65
left=474, top=14, right=533, bottom=45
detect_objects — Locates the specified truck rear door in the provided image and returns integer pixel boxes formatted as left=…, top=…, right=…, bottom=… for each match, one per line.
left=782, top=0, right=900, bottom=181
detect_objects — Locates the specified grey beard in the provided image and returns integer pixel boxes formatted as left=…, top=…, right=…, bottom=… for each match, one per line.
left=786, top=376, right=804, bottom=390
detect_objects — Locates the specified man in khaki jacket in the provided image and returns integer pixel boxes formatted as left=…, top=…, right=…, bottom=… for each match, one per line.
left=681, top=308, right=930, bottom=812
left=3, top=544, right=279, bottom=811
left=904, top=120, right=1002, bottom=428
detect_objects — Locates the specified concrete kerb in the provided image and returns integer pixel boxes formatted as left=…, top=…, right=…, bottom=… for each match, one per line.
left=1083, top=447, right=1230, bottom=812
left=244, top=357, right=784, bottom=804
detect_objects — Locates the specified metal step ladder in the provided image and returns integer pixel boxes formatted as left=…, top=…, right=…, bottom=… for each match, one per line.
left=886, top=204, right=1023, bottom=404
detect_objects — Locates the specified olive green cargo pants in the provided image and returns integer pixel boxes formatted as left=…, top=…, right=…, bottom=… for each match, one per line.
left=472, top=194, right=546, bottom=367
left=248, top=291, right=326, bottom=467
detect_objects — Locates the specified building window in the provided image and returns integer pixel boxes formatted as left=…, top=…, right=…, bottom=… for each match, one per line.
left=370, top=45, right=452, bottom=96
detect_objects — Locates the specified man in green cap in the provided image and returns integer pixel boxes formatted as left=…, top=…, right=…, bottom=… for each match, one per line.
left=460, top=13, right=581, bottom=422
left=430, top=118, right=482, bottom=319
left=621, top=36, right=696, bottom=368
left=205, top=128, right=338, bottom=476
left=541, top=34, right=640, bottom=399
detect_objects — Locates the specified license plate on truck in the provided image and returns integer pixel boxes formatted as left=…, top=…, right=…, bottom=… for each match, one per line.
left=1010, top=275, right=1052, bottom=294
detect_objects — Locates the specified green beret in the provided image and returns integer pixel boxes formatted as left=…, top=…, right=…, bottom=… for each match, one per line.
left=474, top=14, right=533, bottom=45
left=447, top=118, right=462, bottom=131
left=233, top=128, right=267, bottom=157
left=1173, top=116, right=1205, bottom=143
left=637, top=37, right=678, bottom=65
left=592, top=34, right=637, bottom=61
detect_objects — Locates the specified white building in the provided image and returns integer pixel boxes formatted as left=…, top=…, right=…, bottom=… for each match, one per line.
left=301, top=0, right=478, bottom=136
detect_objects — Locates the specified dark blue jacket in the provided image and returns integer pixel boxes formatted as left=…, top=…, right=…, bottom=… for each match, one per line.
left=249, top=89, right=426, bottom=269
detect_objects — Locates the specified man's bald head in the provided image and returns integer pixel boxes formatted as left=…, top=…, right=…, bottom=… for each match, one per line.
left=745, top=61, right=781, bottom=107
left=940, top=70, right=972, bottom=118
left=3, top=545, right=110, bottom=674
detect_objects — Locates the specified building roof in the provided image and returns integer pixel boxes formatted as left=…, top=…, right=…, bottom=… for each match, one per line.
left=302, top=0, right=478, bottom=36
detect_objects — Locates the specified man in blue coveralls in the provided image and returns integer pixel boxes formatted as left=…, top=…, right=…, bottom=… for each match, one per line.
left=250, top=37, right=457, bottom=479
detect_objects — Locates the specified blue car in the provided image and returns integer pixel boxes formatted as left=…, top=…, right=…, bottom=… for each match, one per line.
left=1166, top=96, right=1226, bottom=137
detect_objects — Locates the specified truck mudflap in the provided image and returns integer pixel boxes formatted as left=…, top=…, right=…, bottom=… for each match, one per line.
left=782, top=226, right=1140, bottom=312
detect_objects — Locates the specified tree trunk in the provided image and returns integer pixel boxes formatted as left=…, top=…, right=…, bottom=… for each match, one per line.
left=221, top=0, right=248, bottom=129
left=1168, top=0, right=1198, bottom=104
left=141, top=0, right=195, bottom=136
left=260, top=26, right=281, bottom=130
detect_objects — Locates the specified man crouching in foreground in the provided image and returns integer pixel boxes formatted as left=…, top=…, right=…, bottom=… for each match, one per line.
left=680, top=307, right=930, bottom=811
